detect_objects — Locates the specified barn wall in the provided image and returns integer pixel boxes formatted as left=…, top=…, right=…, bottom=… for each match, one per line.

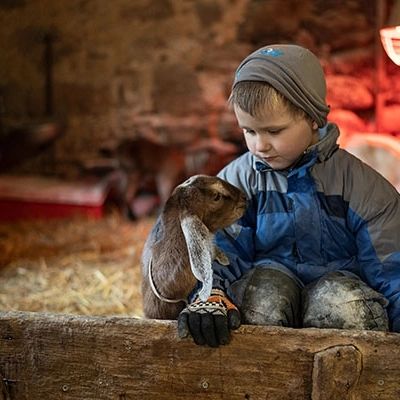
left=0, top=0, right=398, bottom=177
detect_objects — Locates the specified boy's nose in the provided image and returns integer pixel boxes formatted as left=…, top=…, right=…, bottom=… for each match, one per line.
left=255, top=135, right=271, bottom=152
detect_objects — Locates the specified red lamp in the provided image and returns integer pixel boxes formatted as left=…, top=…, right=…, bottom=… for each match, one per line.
left=380, top=25, right=400, bottom=65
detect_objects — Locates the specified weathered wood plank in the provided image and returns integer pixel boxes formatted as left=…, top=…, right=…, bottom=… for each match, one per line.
left=312, top=345, right=362, bottom=400
left=0, top=311, right=399, bottom=400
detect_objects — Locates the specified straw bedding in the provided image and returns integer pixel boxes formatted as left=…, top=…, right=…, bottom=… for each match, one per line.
left=0, top=212, right=155, bottom=317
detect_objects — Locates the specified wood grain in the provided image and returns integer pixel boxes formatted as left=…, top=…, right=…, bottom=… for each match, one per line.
left=0, top=311, right=399, bottom=399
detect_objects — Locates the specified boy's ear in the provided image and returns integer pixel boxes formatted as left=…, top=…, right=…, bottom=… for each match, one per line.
left=312, top=121, right=318, bottom=130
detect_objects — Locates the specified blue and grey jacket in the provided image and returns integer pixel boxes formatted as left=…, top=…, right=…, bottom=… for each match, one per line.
left=213, top=122, right=400, bottom=329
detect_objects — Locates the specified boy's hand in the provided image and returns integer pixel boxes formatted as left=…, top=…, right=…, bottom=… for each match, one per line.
left=177, top=289, right=241, bottom=347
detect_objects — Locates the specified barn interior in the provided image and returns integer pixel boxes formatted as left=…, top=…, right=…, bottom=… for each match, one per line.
left=1, top=0, right=400, bottom=319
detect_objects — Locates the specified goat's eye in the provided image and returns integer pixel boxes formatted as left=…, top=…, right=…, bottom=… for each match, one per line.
left=213, top=192, right=222, bottom=201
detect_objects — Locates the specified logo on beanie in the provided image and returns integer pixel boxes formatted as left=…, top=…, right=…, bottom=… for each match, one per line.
left=259, top=48, right=283, bottom=57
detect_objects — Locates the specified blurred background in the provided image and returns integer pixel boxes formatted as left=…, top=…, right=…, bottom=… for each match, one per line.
left=0, top=0, right=399, bottom=318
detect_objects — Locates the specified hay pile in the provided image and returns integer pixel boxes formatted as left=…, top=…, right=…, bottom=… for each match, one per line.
left=0, top=212, right=155, bottom=317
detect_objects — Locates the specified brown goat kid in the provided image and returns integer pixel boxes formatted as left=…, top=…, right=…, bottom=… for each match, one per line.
left=141, top=175, right=247, bottom=319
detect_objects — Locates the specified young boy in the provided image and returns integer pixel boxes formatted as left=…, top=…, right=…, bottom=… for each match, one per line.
left=177, top=44, right=400, bottom=347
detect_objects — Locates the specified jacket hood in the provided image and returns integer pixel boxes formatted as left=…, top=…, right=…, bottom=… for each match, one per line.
left=309, top=122, right=340, bottom=162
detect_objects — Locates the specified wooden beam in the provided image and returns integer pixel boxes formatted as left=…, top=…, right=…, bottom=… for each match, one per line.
left=0, top=311, right=399, bottom=400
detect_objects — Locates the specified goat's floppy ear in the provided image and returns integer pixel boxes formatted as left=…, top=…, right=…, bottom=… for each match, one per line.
left=180, top=213, right=213, bottom=301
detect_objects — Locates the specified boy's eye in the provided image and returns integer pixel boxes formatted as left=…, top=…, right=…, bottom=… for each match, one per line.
left=242, top=128, right=256, bottom=135
left=267, top=129, right=283, bottom=135
left=242, top=128, right=283, bottom=136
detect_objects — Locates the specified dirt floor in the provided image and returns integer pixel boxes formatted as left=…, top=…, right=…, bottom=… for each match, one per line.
left=0, top=211, right=155, bottom=317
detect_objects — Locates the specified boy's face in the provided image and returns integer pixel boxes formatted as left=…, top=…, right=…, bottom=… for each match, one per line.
left=234, top=102, right=319, bottom=170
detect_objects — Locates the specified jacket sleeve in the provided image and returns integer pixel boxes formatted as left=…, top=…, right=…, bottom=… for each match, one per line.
left=210, top=158, right=258, bottom=300
left=347, top=162, right=400, bottom=331
left=212, top=209, right=255, bottom=293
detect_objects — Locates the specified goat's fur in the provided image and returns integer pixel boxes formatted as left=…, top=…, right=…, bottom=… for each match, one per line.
left=141, top=174, right=247, bottom=319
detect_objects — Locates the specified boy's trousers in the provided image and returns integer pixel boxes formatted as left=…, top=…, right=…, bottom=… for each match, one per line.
left=230, top=266, right=389, bottom=331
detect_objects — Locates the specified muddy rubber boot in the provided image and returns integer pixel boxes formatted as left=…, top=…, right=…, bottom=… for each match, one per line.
left=302, top=271, right=389, bottom=331
left=232, top=267, right=302, bottom=327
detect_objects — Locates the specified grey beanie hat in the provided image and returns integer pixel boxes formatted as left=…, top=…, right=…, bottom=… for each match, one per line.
left=233, top=44, right=330, bottom=127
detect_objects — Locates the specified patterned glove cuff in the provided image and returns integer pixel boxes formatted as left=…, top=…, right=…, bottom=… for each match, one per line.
left=210, top=288, right=227, bottom=297
left=192, top=288, right=237, bottom=312
left=187, top=299, right=228, bottom=317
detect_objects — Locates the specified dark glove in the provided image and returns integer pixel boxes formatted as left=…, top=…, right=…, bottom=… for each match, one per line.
left=177, top=288, right=241, bottom=347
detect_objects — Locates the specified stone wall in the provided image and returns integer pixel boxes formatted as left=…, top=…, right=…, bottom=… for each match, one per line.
left=0, top=0, right=399, bottom=176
